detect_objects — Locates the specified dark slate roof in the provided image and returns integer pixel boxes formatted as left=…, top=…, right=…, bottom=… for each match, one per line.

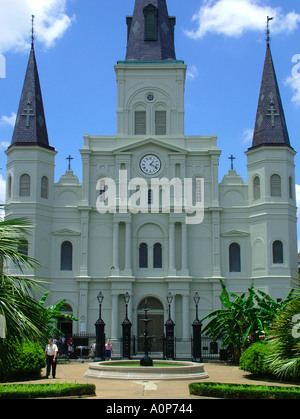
left=251, top=44, right=291, bottom=149
left=11, top=44, right=54, bottom=150
left=126, top=0, right=176, bottom=61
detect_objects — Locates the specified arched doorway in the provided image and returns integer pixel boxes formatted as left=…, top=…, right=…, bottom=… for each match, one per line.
left=137, top=297, right=164, bottom=352
left=57, top=303, right=73, bottom=338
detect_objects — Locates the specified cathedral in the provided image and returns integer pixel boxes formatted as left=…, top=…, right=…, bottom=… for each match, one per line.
left=5, top=0, right=298, bottom=357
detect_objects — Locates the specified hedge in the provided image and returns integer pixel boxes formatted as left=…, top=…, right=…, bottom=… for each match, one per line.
left=189, top=382, right=300, bottom=399
left=0, top=383, right=96, bottom=399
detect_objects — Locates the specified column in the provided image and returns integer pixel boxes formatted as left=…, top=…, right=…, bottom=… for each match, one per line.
left=181, top=222, right=189, bottom=275
left=124, top=221, right=132, bottom=276
left=111, top=294, right=119, bottom=339
left=112, top=221, right=119, bottom=274
left=79, top=210, right=89, bottom=277
left=168, top=221, right=176, bottom=275
left=182, top=294, right=190, bottom=340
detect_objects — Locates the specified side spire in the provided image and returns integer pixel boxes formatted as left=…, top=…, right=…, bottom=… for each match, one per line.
left=250, top=17, right=291, bottom=149
left=125, top=0, right=176, bottom=61
left=11, top=17, right=54, bottom=150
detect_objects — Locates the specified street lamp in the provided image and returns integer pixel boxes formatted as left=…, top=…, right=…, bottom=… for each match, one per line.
left=95, top=291, right=105, bottom=361
left=192, top=292, right=202, bottom=362
left=164, top=292, right=175, bottom=360
left=122, top=292, right=132, bottom=359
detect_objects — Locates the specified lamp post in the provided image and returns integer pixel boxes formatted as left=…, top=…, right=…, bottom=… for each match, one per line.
left=140, top=299, right=153, bottom=366
left=122, top=292, right=132, bottom=359
left=95, top=292, right=105, bottom=361
left=192, top=292, right=202, bottom=362
left=164, top=292, right=175, bottom=360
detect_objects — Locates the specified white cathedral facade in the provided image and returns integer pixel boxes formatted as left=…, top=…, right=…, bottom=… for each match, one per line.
left=5, top=0, right=298, bottom=357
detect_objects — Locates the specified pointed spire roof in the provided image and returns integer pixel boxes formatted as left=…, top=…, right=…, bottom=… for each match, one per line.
left=11, top=41, right=53, bottom=150
left=251, top=43, right=291, bottom=149
left=126, top=0, right=176, bottom=61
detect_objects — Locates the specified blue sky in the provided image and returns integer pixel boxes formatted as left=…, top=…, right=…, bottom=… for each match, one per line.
left=0, top=0, right=299, bottom=239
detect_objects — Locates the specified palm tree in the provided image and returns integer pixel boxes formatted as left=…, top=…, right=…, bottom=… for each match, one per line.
left=0, top=216, right=77, bottom=380
left=265, top=297, right=300, bottom=381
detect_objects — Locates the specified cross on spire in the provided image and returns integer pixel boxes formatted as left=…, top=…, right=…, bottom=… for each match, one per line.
left=31, top=15, right=35, bottom=50
left=266, top=100, right=280, bottom=127
left=228, top=154, right=236, bottom=170
left=66, top=155, right=74, bottom=170
left=266, top=16, right=274, bottom=46
left=21, top=102, right=35, bottom=128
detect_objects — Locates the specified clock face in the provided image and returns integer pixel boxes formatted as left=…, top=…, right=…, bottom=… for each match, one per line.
left=140, top=155, right=161, bottom=175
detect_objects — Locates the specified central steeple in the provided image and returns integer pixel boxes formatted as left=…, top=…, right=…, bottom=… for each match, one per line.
left=126, top=0, right=176, bottom=61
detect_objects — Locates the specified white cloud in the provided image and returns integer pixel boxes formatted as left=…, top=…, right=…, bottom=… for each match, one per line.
left=0, top=173, right=6, bottom=206
left=185, top=0, right=300, bottom=39
left=285, top=56, right=300, bottom=107
left=285, top=75, right=300, bottom=107
left=241, top=128, right=254, bottom=145
left=0, top=0, right=74, bottom=53
left=296, top=184, right=300, bottom=251
left=0, top=112, right=16, bottom=127
left=187, top=65, right=199, bottom=81
left=0, top=141, right=10, bottom=150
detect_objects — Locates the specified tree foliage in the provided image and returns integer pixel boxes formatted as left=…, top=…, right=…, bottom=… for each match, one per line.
left=200, top=279, right=296, bottom=363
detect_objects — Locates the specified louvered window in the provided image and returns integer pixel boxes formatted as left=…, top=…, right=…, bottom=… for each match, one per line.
left=155, top=111, right=166, bottom=135
left=253, top=176, right=260, bottom=200
left=144, top=7, right=158, bottom=41
left=135, top=111, right=146, bottom=135
left=270, top=174, right=281, bottom=197
left=19, top=174, right=30, bottom=197
left=289, top=176, right=293, bottom=199
left=41, top=176, right=49, bottom=199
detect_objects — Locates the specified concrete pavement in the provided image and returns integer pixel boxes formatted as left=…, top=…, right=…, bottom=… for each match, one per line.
left=29, top=361, right=299, bottom=399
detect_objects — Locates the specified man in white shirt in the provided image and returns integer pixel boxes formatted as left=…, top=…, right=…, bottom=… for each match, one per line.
left=45, top=338, right=58, bottom=378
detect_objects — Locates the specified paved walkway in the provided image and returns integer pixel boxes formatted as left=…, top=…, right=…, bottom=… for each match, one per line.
left=23, top=361, right=299, bottom=399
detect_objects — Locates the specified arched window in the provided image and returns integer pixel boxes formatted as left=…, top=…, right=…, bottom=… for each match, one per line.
left=229, top=243, right=241, bottom=272
left=7, top=175, right=12, bottom=199
left=144, top=4, right=158, bottom=41
left=135, top=111, right=146, bottom=135
left=270, top=174, right=281, bottom=197
left=18, top=239, right=29, bottom=257
left=155, top=110, right=166, bottom=135
left=289, top=176, right=293, bottom=199
left=19, top=174, right=30, bottom=197
left=61, top=241, right=73, bottom=271
left=139, top=243, right=148, bottom=268
left=273, top=240, right=283, bottom=264
left=99, top=178, right=106, bottom=202
left=153, top=243, right=162, bottom=268
left=41, top=176, right=49, bottom=199
left=253, top=176, right=260, bottom=200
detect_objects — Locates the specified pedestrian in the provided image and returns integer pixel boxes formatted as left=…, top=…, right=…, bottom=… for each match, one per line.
left=90, top=339, right=96, bottom=359
left=105, top=339, right=113, bottom=361
left=45, top=338, right=58, bottom=379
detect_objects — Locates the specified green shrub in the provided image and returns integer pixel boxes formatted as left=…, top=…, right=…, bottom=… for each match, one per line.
left=0, top=383, right=96, bottom=399
left=239, top=342, right=270, bottom=375
left=1, top=340, right=45, bottom=382
left=189, top=382, right=300, bottom=399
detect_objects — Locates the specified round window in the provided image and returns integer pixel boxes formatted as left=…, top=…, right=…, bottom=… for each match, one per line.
left=146, top=93, right=155, bottom=102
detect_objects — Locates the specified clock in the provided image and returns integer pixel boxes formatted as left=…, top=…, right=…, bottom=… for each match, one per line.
left=140, top=154, right=161, bottom=175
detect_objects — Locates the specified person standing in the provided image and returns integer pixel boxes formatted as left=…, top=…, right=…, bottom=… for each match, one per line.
left=45, top=338, right=58, bottom=378
left=105, top=339, right=113, bottom=361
